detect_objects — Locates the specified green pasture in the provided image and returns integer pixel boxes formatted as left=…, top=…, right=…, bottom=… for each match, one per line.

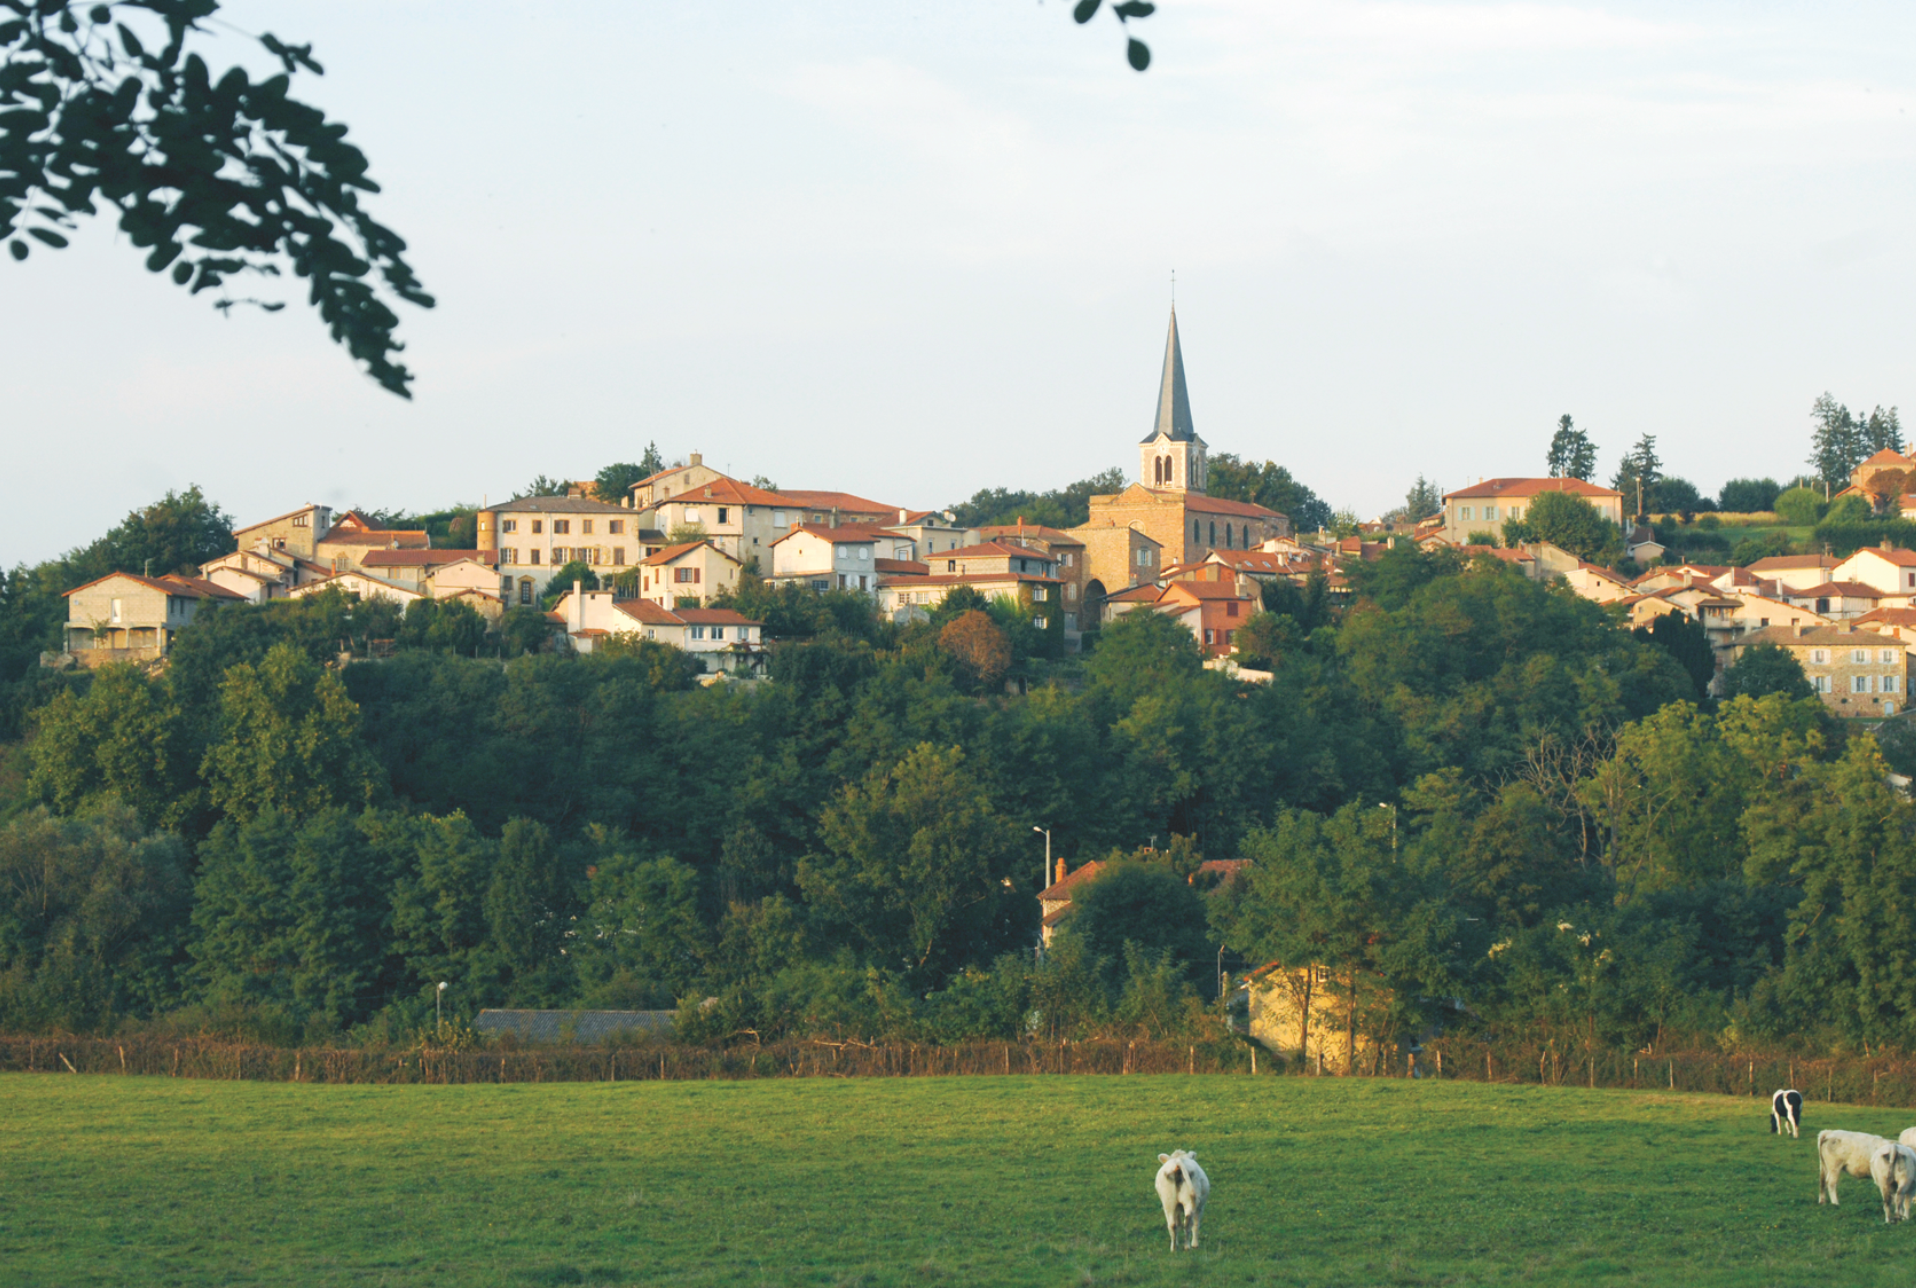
left=4, top=1073, right=1915, bottom=1287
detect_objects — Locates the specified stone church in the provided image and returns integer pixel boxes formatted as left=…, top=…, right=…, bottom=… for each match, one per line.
left=1069, top=309, right=1290, bottom=622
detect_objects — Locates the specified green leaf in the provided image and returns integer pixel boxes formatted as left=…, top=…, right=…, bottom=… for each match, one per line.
left=1073, top=0, right=1102, bottom=23
left=88, top=6, right=111, bottom=23
left=1127, top=38, right=1151, bottom=71
left=171, top=261, right=192, bottom=285
left=1113, top=1, right=1155, bottom=15
left=26, top=227, right=68, bottom=248
left=117, top=23, right=143, bottom=59
left=7, top=240, right=25, bottom=262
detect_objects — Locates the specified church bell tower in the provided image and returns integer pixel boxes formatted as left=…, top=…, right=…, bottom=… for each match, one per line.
left=1138, top=307, right=1206, bottom=494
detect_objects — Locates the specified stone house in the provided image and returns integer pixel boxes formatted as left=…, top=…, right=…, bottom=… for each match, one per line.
left=1154, top=580, right=1259, bottom=657
left=1732, top=623, right=1908, bottom=717
left=890, top=510, right=975, bottom=558
left=633, top=472, right=804, bottom=566
left=358, top=548, right=500, bottom=594
left=635, top=541, right=743, bottom=609
left=548, top=588, right=764, bottom=673
left=230, top=503, right=332, bottom=560
left=284, top=570, right=424, bottom=609
left=1779, top=581, right=1884, bottom=621
left=976, top=523, right=1091, bottom=642
left=313, top=510, right=430, bottom=573
left=1438, top=478, right=1625, bottom=546
left=477, top=495, right=641, bottom=605
left=62, top=571, right=243, bottom=665
left=768, top=523, right=917, bottom=592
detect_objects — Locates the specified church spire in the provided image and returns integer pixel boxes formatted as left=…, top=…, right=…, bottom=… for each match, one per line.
left=1142, top=306, right=1197, bottom=445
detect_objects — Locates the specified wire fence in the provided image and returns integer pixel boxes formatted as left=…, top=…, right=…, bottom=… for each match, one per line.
left=5, top=1031, right=1914, bottom=1109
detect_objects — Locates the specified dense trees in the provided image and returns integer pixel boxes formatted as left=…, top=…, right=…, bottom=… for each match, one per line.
left=1546, top=415, right=1597, bottom=481
left=1500, top=491, right=1619, bottom=562
left=1206, top=455, right=1334, bottom=531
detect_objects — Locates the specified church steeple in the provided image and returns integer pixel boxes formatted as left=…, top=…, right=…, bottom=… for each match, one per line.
left=1138, top=307, right=1207, bottom=493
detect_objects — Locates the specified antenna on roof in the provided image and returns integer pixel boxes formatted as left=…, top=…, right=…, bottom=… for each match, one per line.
left=1171, top=268, right=1175, bottom=305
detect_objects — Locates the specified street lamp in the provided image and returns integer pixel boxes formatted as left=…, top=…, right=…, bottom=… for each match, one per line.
left=436, top=980, right=448, bottom=1028
left=1378, top=802, right=1396, bottom=854
left=1032, top=826, right=1052, bottom=889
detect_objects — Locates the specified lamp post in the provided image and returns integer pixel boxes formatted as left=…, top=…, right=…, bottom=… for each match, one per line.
left=1378, top=802, right=1397, bottom=854
left=436, top=980, right=448, bottom=1028
left=1032, top=825, right=1051, bottom=889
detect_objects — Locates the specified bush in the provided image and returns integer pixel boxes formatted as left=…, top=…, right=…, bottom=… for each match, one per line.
left=1774, top=487, right=1827, bottom=526
left=1719, top=478, right=1782, bottom=513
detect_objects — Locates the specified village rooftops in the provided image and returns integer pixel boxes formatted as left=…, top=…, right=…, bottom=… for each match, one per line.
left=360, top=548, right=499, bottom=567
left=646, top=475, right=796, bottom=508
left=1739, top=623, right=1894, bottom=647
left=1176, top=492, right=1285, bottom=519
left=232, top=503, right=328, bottom=536
left=1746, top=554, right=1839, bottom=573
left=874, top=558, right=930, bottom=576
left=62, top=571, right=244, bottom=601
left=1856, top=608, right=1916, bottom=628
left=769, top=522, right=908, bottom=546
left=1847, top=546, right=1916, bottom=567
left=1787, top=581, right=1883, bottom=598
left=929, top=540, right=1055, bottom=562
left=777, top=489, right=896, bottom=514
left=875, top=571, right=1059, bottom=590
left=1444, top=477, right=1623, bottom=500
left=641, top=541, right=741, bottom=567
left=1159, top=580, right=1255, bottom=601
left=492, top=495, right=633, bottom=514
left=975, top=523, right=1087, bottom=545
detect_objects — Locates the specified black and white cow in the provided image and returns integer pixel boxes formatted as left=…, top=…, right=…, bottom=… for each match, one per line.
left=1771, top=1088, right=1803, bottom=1139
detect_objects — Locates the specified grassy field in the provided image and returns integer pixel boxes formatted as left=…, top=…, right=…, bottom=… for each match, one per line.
left=6, top=1073, right=1916, bottom=1287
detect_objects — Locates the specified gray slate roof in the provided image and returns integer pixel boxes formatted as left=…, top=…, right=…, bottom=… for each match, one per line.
left=1142, top=307, right=1200, bottom=444
left=474, top=1009, right=673, bottom=1043
left=492, top=496, right=632, bottom=514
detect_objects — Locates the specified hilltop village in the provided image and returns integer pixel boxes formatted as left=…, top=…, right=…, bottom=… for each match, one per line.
left=49, top=310, right=1916, bottom=720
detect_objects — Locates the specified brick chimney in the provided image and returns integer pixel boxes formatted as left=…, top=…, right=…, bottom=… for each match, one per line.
left=1055, top=856, right=1067, bottom=885
left=689, top=452, right=703, bottom=467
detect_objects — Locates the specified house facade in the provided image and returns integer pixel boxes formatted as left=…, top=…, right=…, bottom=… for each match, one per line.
left=1732, top=623, right=1908, bottom=717
left=231, top=504, right=333, bottom=560
left=768, top=523, right=918, bottom=591
left=476, top=495, right=642, bottom=605
left=1438, top=478, right=1624, bottom=546
left=62, top=572, right=243, bottom=665
left=636, top=541, right=743, bottom=608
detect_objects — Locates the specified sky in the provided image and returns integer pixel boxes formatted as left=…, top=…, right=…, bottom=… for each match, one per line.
left=7, top=0, right=1916, bottom=563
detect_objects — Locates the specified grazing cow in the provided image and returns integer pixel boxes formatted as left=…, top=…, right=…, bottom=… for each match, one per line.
left=1154, top=1150, right=1210, bottom=1252
left=1819, top=1130, right=1892, bottom=1205
left=1872, top=1143, right=1916, bottom=1224
left=1898, top=1127, right=1916, bottom=1151
left=1771, top=1089, right=1803, bottom=1139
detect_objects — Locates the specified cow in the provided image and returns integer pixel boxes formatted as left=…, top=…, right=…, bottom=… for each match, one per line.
left=1154, top=1150, right=1210, bottom=1252
left=1873, top=1143, right=1916, bottom=1224
left=1771, top=1089, right=1803, bottom=1139
left=1819, top=1130, right=1893, bottom=1205
left=1898, top=1127, right=1916, bottom=1151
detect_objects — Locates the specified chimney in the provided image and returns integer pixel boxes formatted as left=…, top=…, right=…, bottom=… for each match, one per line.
left=571, top=579, right=583, bottom=632
left=1055, top=856, right=1067, bottom=885
left=689, top=452, right=703, bottom=467
left=831, top=506, right=840, bottom=528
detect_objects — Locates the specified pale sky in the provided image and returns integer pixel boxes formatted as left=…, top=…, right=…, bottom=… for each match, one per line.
left=7, top=0, right=1916, bottom=563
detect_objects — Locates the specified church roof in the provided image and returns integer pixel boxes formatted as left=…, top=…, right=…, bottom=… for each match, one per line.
left=1141, top=308, right=1200, bottom=445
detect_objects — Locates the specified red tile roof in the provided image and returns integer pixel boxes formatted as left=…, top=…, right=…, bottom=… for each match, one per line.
left=1182, top=493, right=1285, bottom=519
left=1445, top=477, right=1623, bottom=501
left=975, top=524, right=1087, bottom=545
left=1037, top=860, right=1108, bottom=903
left=1845, top=547, right=1916, bottom=567
left=360, top=549, right=499, bottom=567
left=779, top=490, right=896, bottom=514
left=874, top=558, right=929, bottom=576
left=649, top=475, right=796, bottom=509
left=672, top=608, right=761, bottom=626
left=771, top=523, right=909, bottom=547
left=1787, top=581, right=1883, bottom=599
left=641, top=541, right=740, bottom=567
left=1856, top=608, right=1916, bottom=627
left=62, top=571, right=242, bottom=600
left=233, top=503, right=328, bottom=535
left=1747, top=555, right=1838, bottom=572
left=929, top=541, right=1052, bottom=562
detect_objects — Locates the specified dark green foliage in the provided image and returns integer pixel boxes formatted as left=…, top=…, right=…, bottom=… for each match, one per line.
left=1720, top=642, right=1813, bottom=702
left=0, top=804, right=189, bottom=1030
left=1719, top=478, right=1782, bottom=513
left=591, top=462, right=653, bottom=504
left=1812, top=519, right=1916, bottom=558
left=1632, top=610, right=1715, bottom=704
left=946, top=468, right=1127, bottom=531
left=1068, top=861, right=1214, bottom=991
left=1206, top=454, right=1334, bottom=531
left=1611, top=435, right=1663, bottom=517
left=1499, top=490, right=1620, bottom=562
left=1545, top=414, right=1597, bottom=481
left=1, top=3, right=431, bottom=394
left=1774, top=486, right=1827, bottom=526
left=1809, top=393, right=1902, bottom=488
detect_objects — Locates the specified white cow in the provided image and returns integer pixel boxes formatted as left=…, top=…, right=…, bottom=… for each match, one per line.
left=1771, top=1089, right=1802, bottom=1139
left=1154, top=1150, right=1210, bottom=1252
left=1897, top=1127, right=1916, bottom=1151
left=1872, top=1143, right=1916, bottom=1224
left=1819, top=1130, right=1893, bottom=1205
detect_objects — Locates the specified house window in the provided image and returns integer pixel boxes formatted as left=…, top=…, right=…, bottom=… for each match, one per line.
left=1065, top=612, right=1077, bottom=631
left=947, top=561, right=957, bottom=573
left=1815, top=675, right=1831, bottom=693
left=552, top=547, right=567, bottom=563
left=530, top=549, right=542, bottom=565
left=1034, top=616, right=1047, bottom=630
left=773, top=511, right=787, bottom=526
left=613, top=548, right=625, bottom=565
left=1460, top=506, right=1474, bottom=521
left=519, top=579, right=533, bottom=605
left=717, top=508, right=729, bottom=524
left=502, top=519, right=517, bottom=533
left=1853, top=650, right=1869, bottom=664
left=1887, top=675, right=1902, bottom=693
left=110, top=597, right=123, bottom=623
left=1062, top=552, right=1074, bottom=566
left=554, top=520, right=570, bottom=535
left=1811, top=649, right=1829, bottom=664
left=584, top=520, right=595, bottom=535
left=1204, top=629, right=1215, bottom=644
left=858, top=548, right=870, bottom=561
left=1033, top=586, right=1048, bottom=602
left=609, top=520, right=624, bottom=535
left=1066, top=583, right=1077, bottom=601
left=675, top=567, right=700, bottom=584
left=1853, top=675, right=1871, bottom=694
left=691, top=626, right=705, bottom=640
left=1884, top=650, right=1900, bottom=664
left=1227, top=601, right=1239, bottom=617
left=532, top=520, right=544, bottom=534
left=1485, top=505, right=1498, bottom=520
left=685, top=508, right=700, bottom=524
left=293, top=513, right=309, bottom=527
left=1209, top=522, right=1217, bottom=545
